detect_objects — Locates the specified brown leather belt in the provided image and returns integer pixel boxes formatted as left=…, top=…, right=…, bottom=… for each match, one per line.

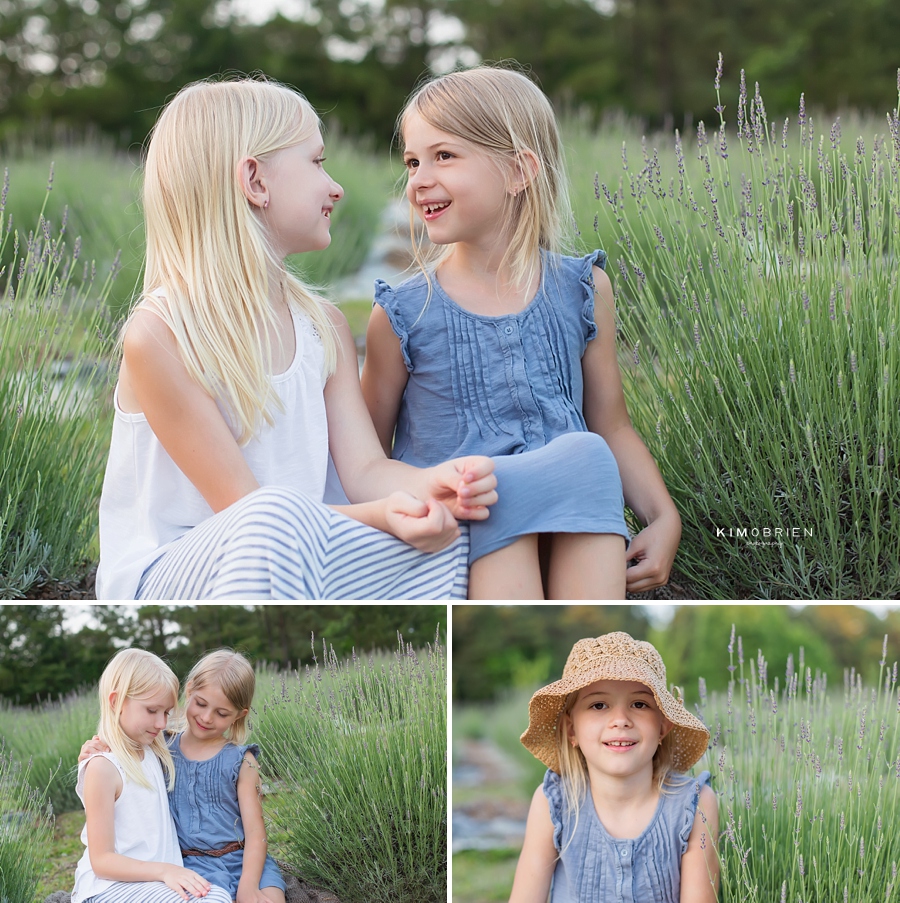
left=181, top=840, right=244, bottom=858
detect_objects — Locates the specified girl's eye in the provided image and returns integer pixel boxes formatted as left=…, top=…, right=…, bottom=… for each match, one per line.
left=404, top=158, right=419, bottom=170
left=314, top=156, right=326, bottom=165
left=437, top=151, right=453, bottom=161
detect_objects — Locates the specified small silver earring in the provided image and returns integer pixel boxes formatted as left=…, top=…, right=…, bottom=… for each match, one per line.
left=263, top=199, right=269, bottom=209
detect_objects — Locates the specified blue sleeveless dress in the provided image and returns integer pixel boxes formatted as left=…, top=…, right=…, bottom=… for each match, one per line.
left=169, top=734, right=285, bottom=896
left=543, top=769, right=713, bottom=903
left=375, top=250, right=629, bottom=562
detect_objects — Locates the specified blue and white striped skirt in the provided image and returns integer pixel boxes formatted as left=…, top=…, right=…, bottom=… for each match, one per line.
left=83, top=882, right=232, bottom=903
left=136, top=485, right=469, bottom=601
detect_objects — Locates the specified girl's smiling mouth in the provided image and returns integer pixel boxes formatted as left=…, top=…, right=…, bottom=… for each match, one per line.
left=604, top=739, right=638, bottom=749
left=422, top=201, right=451, bottom=219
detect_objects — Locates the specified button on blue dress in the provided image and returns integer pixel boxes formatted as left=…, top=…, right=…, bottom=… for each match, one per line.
left=375, top=249, right=629, bottom=562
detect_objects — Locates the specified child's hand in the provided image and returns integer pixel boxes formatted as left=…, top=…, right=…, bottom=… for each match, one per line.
left=384, top=491, right=460, bottom=552
left=78, top=735, right=111, bottom=763
left=426, top=456, right=498, bottom=520
left=236, top=881, right=274, bottom=903
left=625, top=508, right=682, bottom=593
left=159, top=864, right=212, bottom=900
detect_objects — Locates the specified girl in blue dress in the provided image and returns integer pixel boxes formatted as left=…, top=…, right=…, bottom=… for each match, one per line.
left=361, top=65, right=682, bottom=599
left=512, top=632, right=718, bottom=903
left=82, top=650, right=285, bottom=903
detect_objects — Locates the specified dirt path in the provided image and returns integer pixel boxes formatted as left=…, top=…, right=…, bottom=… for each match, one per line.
left=453, top=737, right=530, bottom=853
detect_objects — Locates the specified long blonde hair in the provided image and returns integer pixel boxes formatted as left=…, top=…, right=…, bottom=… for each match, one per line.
left=183, top=649, right=255, bottom=744
left=399, top=64, right=573, bottom=294
left=96, top=648, right=179, bottom=791
left=139, top=76, right=337, bottom=445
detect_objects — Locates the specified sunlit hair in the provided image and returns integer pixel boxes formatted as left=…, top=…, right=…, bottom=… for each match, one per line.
left=183, top=649, right=255, bottom=744
left=554, top=685, right=678, bottom=849
left=97, top=648, right=179, bottom=791
left=399, top=64, right=573, bottom=296
left=138, top=76, right=337, bottom=445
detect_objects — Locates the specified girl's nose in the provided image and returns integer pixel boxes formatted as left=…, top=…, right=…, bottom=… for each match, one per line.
left=609, top=706, right=633, bottom=726
left=330, top=178, right=344, bottom=201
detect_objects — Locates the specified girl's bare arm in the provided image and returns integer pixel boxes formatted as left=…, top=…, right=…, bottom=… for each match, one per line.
left=680, top=785, right=720, bottom=903
left=235, top=752, right=272, bottom=903
left=360, top=304, right=410, bottom=456
left=508, top=785, right=557, bottom=903
left=581, top=265, right=682, bottom=591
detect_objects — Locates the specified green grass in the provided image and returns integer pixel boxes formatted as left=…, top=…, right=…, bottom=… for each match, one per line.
left=0, top=748, right=55, bottom=903
left=452, top=849, right=519, bottom=903
left=0, top=177, right=118, bottom=596
left=256, top=637, right=446, bottom=903
left=567, top=75, right=900, bottom=598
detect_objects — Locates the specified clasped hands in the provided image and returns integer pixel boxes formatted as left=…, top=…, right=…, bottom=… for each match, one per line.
left=387, top=455, right=497, bottom=553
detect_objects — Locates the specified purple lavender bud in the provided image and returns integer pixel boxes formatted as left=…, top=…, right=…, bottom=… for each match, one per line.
left=632, top=341, right=640, bottom=366
left=789, top=360, right=796, bottom=383
left=0, top=168, right=8, bottom=217
left=715, top=52, right=723, bottom=90
left=798, top=93, right=806, bottom=128
left=850, top=351, right=858, bottom=373
left=594, top=171, right=600, bottom=200
left=782, top=117, right=789, bottom=149
left=879, top=446, right=885, bottom=466
left=831, top=117, right=841, bottom=148
left=46, top=162, right=55, bottom=192
left=621, top=142, right=628, bottom=171
left=728, top=623, right=736, bottom=653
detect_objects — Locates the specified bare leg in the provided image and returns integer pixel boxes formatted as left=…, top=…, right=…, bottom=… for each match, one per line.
left=468, top=534, right=544, bottom=600
left=546, top=533, right=627, bottom=600
left=260, top=888, right=286, bottom=903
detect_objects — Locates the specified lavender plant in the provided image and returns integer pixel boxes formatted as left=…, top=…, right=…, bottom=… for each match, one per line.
left=708, top=628, right=900, bottom=902
left=592, top=58, right=900, bottom=598
left=0, top=166, right=118, bottom=596
left=0, top=745, right=54, bottom=903
left=255, top=636, right=447, bottom=903
left=0, top=689, right=97, bottom=814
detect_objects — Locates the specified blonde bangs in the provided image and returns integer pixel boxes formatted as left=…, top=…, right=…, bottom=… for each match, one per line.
left=139, top=77, right=337, bottom=446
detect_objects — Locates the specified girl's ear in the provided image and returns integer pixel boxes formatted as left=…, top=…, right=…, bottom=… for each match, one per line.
left=108, top=690, right=118, bottom=710
left=564, top=713, right=578, bottom=748
left=659, top=717, right=674, bottom=741
left=509, top=149, right=540, bottom=196
left=238, top=156, right=268, bottom=210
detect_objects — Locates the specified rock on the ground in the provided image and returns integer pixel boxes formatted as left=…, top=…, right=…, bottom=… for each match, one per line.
left=42, top=893, right=72, bottom=903
left=285, top=874, right=341, bottom=903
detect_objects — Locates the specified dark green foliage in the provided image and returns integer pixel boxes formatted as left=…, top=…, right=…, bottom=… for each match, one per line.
left=3, top=0, right=900, bottom=145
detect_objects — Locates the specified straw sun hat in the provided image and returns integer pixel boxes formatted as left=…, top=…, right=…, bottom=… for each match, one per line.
left=520, top=632, right=710, bottom=774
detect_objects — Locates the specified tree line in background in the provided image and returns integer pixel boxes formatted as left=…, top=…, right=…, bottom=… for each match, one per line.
left=1, top=0, right=898, bottom=148
left=452, top=605, right=900, bottom=703
left=0, top=603, right=446, bottom=705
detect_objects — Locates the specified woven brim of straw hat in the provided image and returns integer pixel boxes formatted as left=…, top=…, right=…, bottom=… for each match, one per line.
left=520, top=632, right=710, bottom=774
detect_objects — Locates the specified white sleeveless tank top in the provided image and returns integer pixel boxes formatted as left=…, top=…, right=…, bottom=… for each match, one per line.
left=71, top=751, right=181, bottom=903
left=96, top=306, right=329, bottom=600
